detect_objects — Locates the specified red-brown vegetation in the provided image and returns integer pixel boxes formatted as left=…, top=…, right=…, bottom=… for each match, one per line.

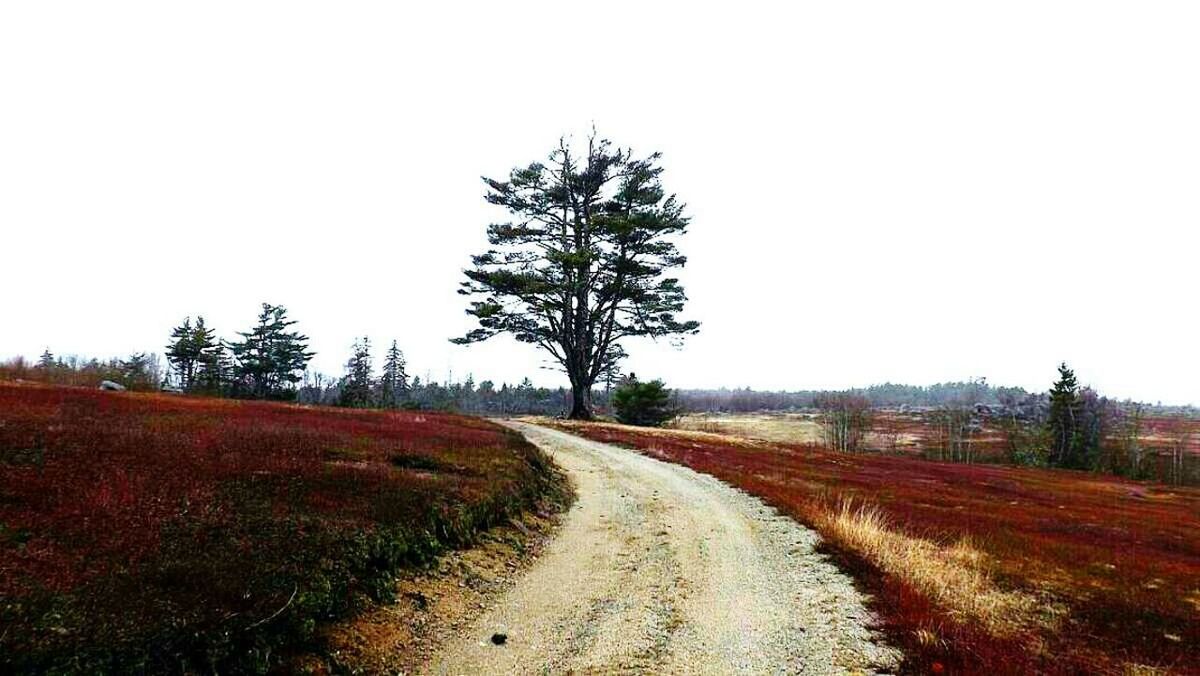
left=542, top=419, right=1200, bottom=674
left=0, top=383, right=563, bottom=673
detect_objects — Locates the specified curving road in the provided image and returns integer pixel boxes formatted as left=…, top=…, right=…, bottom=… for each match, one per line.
left=427, top=422, right=898, bottom=675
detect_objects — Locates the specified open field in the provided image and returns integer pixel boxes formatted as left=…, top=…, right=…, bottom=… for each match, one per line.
left=672, top=411, right=1001, bottom=456
left=0, top=383, right=564, bottom=673
left=671, top=412, right=825, bottom=444
left=539, top=418, right=1200, bottom=674
left=674, top=410, right=1200, bottom=471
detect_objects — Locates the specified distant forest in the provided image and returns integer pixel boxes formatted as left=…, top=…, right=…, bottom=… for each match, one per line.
left=679, top=381, right=1028, bottom=412
left=3, top=302, right=1193, bottom=419
left=678, top=382, right=1195, bottom=417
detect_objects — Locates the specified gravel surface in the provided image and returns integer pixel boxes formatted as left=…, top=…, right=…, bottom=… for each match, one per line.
left=427, top=422, right=899, bottom=674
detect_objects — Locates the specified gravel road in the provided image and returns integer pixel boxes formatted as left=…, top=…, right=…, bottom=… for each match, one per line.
left=428, top=422, right=898, bottom=674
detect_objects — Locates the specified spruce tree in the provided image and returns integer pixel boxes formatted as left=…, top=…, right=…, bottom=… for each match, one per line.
left=229, top=303, right=315, bottom=399
left=37, top=349, right=55, bottom=370
left=339, top=337, right=375, bottom=408
left=1047, top=362, right=1082, bottom=467
left=379, top=340, right=409, bottom=408
left=165, top=317, right=208, bottom=390
left=120, top=353, right=155, bottom=390
left=612, top=374, right=677, bottom=427
left=196, top=340, right=231, bottom=395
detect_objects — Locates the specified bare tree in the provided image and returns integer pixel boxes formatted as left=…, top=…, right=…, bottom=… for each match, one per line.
left=926, top=378, right=986, bottom=463
left=1107, top=403, right=1146, bottom=478
left=816, top=393, right=873, bottom=453
left=1162, top=415, right=1194, bottom=485
left=929, top=404, right=977, bottom=463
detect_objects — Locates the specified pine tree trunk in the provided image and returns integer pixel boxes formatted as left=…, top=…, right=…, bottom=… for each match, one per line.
left=569, top=379, right=593, bottom=420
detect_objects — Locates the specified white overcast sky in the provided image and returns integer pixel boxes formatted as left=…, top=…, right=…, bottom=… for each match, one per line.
left=1, top=2, right=1197, bottom=404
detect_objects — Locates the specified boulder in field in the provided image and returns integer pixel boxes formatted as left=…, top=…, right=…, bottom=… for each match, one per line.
left=99, top=380, right=126, bottom=391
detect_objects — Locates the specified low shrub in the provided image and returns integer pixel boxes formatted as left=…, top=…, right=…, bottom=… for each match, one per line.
left=611, top=377, right=677, bottom=427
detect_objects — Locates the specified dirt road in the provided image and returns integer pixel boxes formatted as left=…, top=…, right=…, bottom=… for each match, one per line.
left=428, top=422, right=898, bottom=674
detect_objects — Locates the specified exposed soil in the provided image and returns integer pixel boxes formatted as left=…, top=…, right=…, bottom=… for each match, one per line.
left=294, top=508, right=565, bottom=675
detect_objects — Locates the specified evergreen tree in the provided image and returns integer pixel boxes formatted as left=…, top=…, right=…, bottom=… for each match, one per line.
left=339, top=337, right=375, bottom=408
left=37, top=349, right=55, bottom=370
left=196, top=340, right=232, bottom=395
left=454, top=133, right=699, bottom=419
left=229, top=303, right=315, bottom=399
left=379, top=340, right=409, bottom=408
left=1047, top=362, right=1082, bottom=467
left=119, top=353, right=159, bottom=390
left=611, top=374, right=677, bottom=427
left=163, top=314, right=226, bottom=394
left=166, top=317, right=196, bottom=388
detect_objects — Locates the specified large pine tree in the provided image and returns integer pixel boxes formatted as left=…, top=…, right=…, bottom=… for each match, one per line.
left=229, top=304, right=314, bottom=399
left=454, top=133, right=699, bottom=419
left=1047, top=362, right=1082, bottom=467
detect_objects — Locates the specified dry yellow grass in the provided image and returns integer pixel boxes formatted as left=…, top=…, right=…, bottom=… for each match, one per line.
left=1122, top=664, right=1171, bottom=676
left=817, top=501, right=1061, bottom=637
left=523, top=416, right=768, bottom=449
left=670, top=413, right=825, bottom=445
left=670, top=413, right=925, bottom=452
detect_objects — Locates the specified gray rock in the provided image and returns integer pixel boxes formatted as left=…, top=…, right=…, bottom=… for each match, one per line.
left=99, top=380, right=126, bottom=391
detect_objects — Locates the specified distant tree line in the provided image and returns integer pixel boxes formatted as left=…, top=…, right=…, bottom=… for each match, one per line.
left=676, top=381, right=1031, bottom=413
left=1, top=303, right=620, bottom=416
left=292, top=334, right=616, bottom=415
left=5, top=314, right=1194, bottom=484
left=796, top=365, right=1197, bottom=486
left=0, top=350, right=166, bottom=391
